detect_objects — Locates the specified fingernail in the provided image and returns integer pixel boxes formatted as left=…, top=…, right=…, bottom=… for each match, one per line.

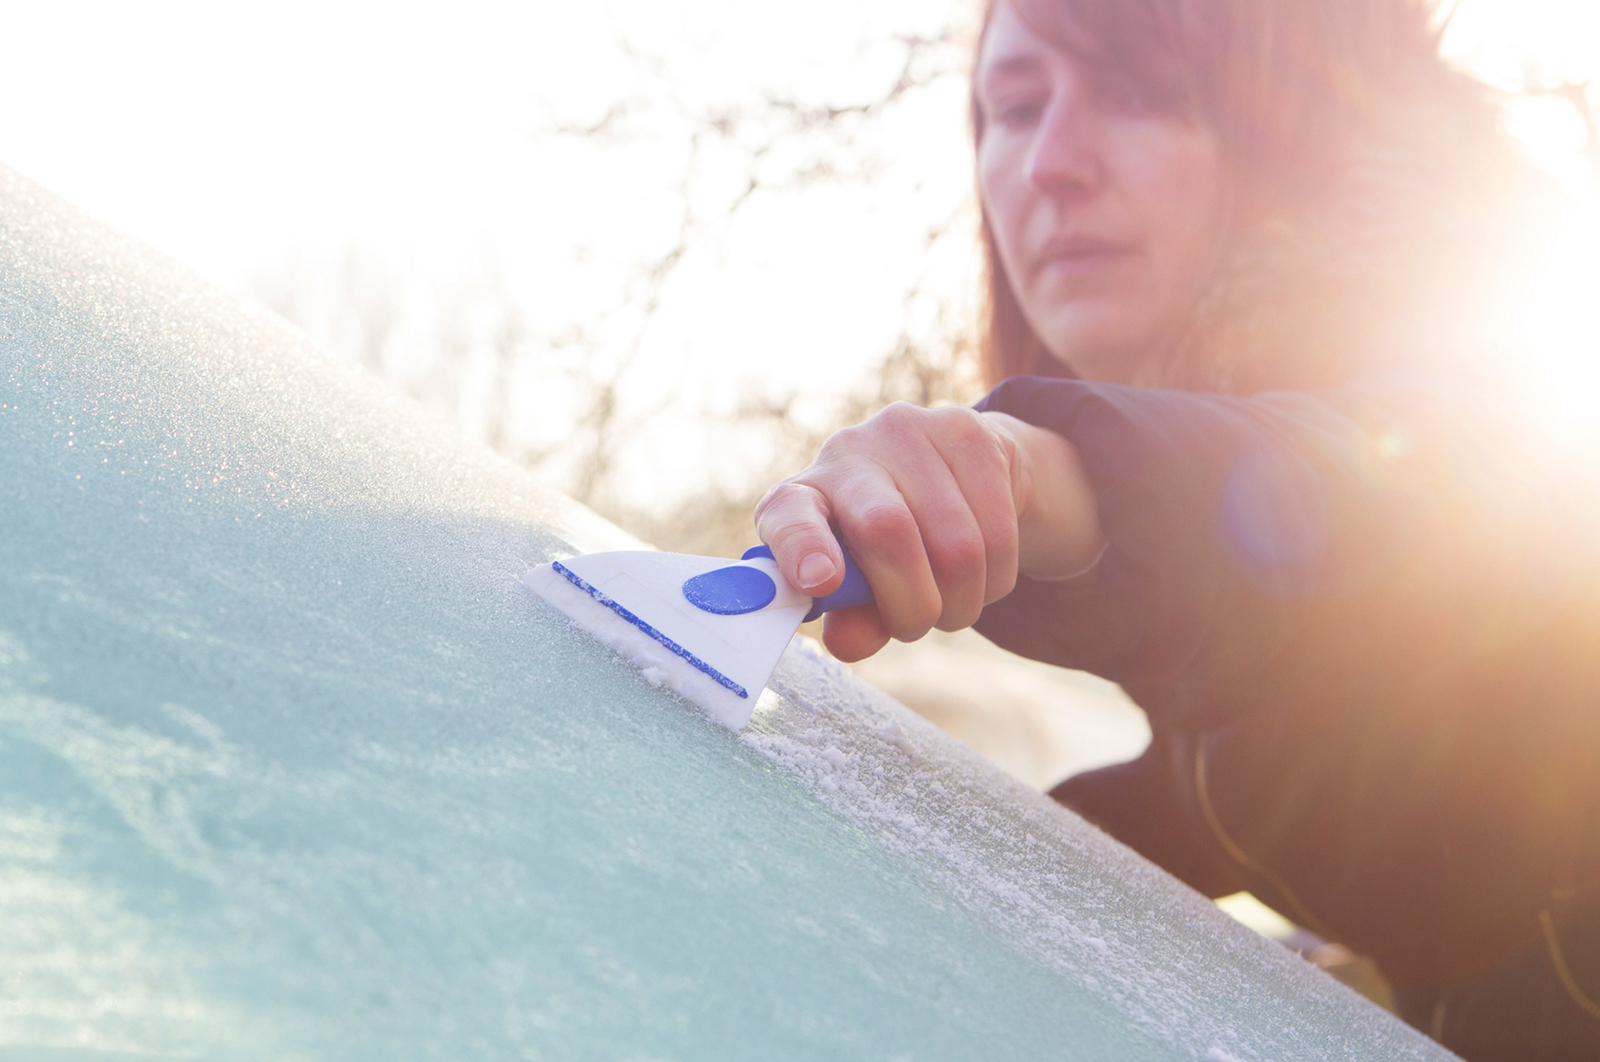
left=797, top=552, right=836, bottom=590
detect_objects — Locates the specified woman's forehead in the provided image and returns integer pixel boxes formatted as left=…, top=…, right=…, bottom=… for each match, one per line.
left=977, top=22, right=1048, bottom=91
left=979, top=0, right=1102, bottom=77
left=977, top=5, right=1098, bottom=102
left=977, top=0, right=1198, bottom=114
left=979, top=0, right=1189, bottom=85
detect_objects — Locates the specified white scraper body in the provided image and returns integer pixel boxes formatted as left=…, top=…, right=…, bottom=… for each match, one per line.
left=523, top=552, right=813, bottom=729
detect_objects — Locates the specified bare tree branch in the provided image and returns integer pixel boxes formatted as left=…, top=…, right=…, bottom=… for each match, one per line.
left=258, top=16, right=977, bottom=553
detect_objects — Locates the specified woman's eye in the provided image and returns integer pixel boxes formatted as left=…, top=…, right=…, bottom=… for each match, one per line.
left=995, top=100, right=1044, bottom=128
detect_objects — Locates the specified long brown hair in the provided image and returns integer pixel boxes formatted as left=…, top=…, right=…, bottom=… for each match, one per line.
left=973, top=0, right=1513, bottom=393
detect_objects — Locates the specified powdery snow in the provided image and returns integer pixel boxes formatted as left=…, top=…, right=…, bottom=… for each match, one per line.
left=0, top=163, right=1452, bottom=1062
left=739, top=637, right=1440, bottom=1061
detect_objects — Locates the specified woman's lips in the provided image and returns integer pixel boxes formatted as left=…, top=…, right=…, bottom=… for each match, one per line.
left=1035, top=236, right=1140, bottom=279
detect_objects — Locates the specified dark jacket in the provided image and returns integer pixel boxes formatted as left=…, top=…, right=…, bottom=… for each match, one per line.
left=974, top=371, right=1600, bottom=987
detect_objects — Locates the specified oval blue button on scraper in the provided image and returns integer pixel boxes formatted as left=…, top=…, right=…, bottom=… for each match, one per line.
left=680, top=547, right=876, bottom=620
left=681, top=564, right=779, bottom=615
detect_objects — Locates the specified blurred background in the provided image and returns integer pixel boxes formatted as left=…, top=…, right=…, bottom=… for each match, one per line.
left=2, top=0, right=1595, bottom=799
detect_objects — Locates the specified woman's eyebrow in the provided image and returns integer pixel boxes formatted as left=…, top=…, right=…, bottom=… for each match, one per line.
left=979, top=52, right=1046, bottom=90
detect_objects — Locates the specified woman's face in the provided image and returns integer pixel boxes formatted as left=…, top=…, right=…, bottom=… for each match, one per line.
left=975, top=1, right=1228, bottom=382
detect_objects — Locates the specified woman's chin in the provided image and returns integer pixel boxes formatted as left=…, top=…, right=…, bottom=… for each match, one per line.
left=1039, top=315, right=1168, bottom=385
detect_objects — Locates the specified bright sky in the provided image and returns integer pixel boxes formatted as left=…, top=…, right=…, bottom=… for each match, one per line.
left=1, top=0, right=1595, bottom=509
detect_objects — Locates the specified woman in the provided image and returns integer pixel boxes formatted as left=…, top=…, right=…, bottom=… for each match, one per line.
left=755, top=0, right=1600, bottom=1058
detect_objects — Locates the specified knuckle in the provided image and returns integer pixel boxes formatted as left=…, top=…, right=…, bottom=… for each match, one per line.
left=754, top=482, right=830, bottom=547
left=817, top=425, right=861, bottom=458
left=855, top=501, right=918, bottom=546
left=877, top=400, right=919, bottom=424
left=889, top=597, right=941, bottom=642
left=816, top=420, right=890, bottom=466
left=927, top=528, right=987, bottom=581
left=969, top=419, right=1014, bottom=468
left=981, top=513, right=1019, bottom=558
left=930, top=403, right=980, bottom=432
left=752, top=480, right=801, bottom=524
left=765, top=522, right=816, bottom=557
left=756, top=478, right=811, bottom=509
left=873, top=401, right=925, bottom=438
left=937, top=408, right=1015, bottom=476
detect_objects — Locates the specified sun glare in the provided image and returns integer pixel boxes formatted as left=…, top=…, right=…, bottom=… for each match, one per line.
left=1438, top=0, right=1600, bottom=447
left=1497, top=201, right=1600, bottom=446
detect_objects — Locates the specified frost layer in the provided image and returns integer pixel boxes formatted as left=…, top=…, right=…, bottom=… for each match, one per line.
left=0, top=164, right=1451, bottom=1060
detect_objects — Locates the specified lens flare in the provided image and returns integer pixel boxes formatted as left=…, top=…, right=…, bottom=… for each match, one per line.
left=1501, top=202, right=1600, bottom=447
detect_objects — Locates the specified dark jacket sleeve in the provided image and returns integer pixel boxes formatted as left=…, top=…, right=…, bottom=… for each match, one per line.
left=975, top=374, right=1600, bottom=978
left=973, top=374, right=1596, bottom=730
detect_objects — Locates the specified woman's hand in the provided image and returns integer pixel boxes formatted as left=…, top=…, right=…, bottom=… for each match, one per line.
left=754, top=403, right=1104, bottom=662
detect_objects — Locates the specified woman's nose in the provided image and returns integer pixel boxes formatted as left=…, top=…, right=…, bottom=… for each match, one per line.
left=1025, top=93, right=1105, bottom=196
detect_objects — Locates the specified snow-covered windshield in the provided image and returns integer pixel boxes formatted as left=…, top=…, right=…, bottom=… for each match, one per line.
left=0, top=165, right=1449, bottom=1060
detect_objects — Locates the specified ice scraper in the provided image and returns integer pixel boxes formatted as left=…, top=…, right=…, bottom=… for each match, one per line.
left=524, top=545, right=872, bottom=730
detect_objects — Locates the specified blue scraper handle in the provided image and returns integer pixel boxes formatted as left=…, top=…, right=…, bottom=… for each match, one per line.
left=741, top=545, right=874, bottom=622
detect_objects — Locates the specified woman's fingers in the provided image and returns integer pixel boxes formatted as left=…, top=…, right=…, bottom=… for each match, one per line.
left=829, top=467, right=943, bottom=641
left=753, top=481, right=845, bottom=596
left=821, top=605, right=891, bottom=663
left=848, top=404, right=985, bottom=633
left=758, top=403, right=1066, bottom=651
left=921, top=407, right=1023, bottom=620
